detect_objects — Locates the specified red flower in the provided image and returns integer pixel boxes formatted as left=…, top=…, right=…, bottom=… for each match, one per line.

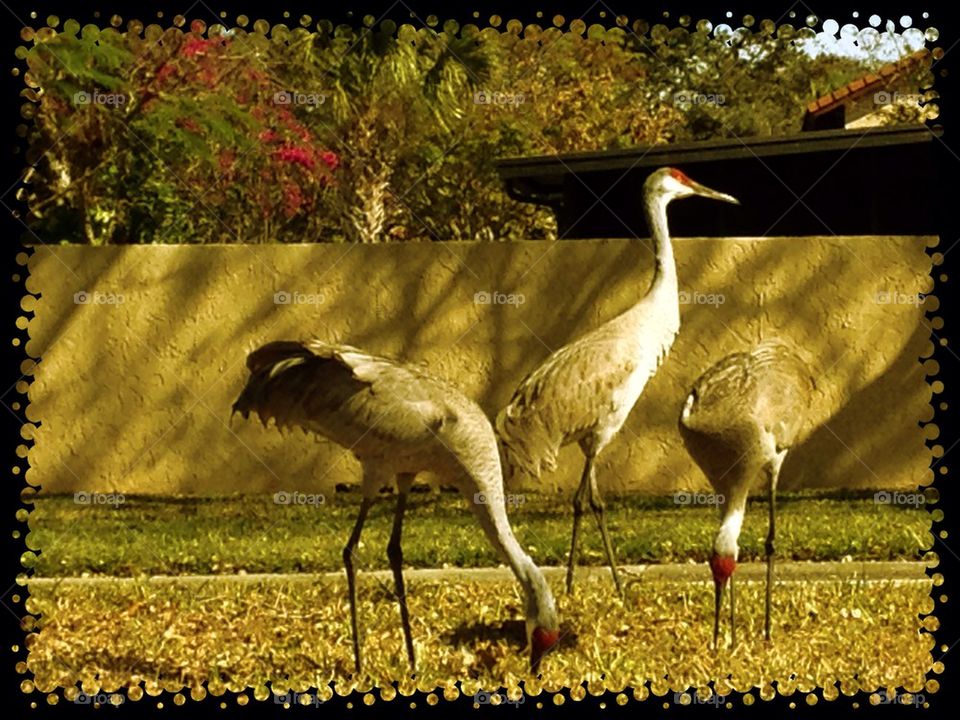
left=181, top=38, right=209, bottom=58
left=258, top=129, right=279, bottom=143
left=156, top=63, right=176, bottom=82
left=282, top=183, right=303, bottom=217
left=274, top=145, right=316, bottom=170
left=319, top=151, right=339, bottom=170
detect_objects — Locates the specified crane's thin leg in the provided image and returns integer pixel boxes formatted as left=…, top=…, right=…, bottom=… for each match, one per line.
left=343, top=497, right=374, bottom=675
left=729, top=574, right=736, bottom=649
left=566, top=458, right=592, bottom=595
left=587, top=457, right=623, bottom=599
left=765, top=452, right=784, bottom=642
left=713, top=581, right=722, bottom=651
left=388, top=474, right=416, bottom=673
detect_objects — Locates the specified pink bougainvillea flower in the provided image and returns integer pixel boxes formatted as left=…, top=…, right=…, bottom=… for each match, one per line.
left=319, top=150, right=339, bottom=170
left=274, top=145, right=316, bottom=170
left=282, top=183, right=303, bottom=217
left=155, top=63, right=176, bottom=82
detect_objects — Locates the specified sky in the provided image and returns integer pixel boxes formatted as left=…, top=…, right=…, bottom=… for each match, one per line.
left=797, top=12, right=933, bottom=61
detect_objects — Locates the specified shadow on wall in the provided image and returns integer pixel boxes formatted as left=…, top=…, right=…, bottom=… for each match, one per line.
left=24, top=237, right=934, bottom=496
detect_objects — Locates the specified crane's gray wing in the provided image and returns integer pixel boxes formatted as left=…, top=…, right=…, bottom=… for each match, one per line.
left=233, top=340, right=458, bottom=447
left=501, top=338, right=639, bottom=437
left=684, top=340, right=815, bottom=449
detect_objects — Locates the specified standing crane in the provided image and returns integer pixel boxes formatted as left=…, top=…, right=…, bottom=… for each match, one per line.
left=678, top=339, right=815, bottom=648
left=232, top=339, right=560, bottom=674
left=497, top=167, right=740, bottom=596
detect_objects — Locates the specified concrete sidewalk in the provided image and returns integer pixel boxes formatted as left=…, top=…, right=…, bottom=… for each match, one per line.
left=26, top=560, right=930, bottom=587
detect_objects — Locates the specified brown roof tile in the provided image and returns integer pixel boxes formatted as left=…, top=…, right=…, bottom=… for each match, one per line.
left=804, top=49, right=933, bottom=120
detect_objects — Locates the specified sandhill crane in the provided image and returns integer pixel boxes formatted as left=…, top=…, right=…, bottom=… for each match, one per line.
left=678, top=339, right=815, bottom=648
left=497, top=167, right=739, bottom=596
left=232, top=339, right=560, bottom=673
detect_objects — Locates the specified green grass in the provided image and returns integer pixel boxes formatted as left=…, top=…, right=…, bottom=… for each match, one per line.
left=25, top=489, right=930, bottom=578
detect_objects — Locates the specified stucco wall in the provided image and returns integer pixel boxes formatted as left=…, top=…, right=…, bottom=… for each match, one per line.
left=23, top=238, right=935, bottom=496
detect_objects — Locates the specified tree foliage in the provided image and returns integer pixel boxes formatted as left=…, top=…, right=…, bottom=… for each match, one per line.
left=20, top=18, right=905, bottom=244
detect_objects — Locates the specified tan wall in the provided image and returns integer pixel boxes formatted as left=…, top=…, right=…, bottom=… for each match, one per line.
left=24, top=238, right=935, bottom=496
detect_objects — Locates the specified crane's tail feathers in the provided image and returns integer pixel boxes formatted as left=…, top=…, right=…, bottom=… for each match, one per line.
left=233, top=340, right=361, bottom=433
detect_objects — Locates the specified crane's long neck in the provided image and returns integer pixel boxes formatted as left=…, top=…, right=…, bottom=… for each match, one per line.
left=644, top=190, right=677, bottom=298
left=714, top=484, right=750, bottom=559
left=467, top=481, right=556, bottom=629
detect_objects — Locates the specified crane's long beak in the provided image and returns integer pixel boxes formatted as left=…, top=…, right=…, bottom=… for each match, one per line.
left=690, top=180, right=740, bottom=205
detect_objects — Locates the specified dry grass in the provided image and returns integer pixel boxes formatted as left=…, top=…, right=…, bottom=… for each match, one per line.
left=26, top=573, right=933, bottom=697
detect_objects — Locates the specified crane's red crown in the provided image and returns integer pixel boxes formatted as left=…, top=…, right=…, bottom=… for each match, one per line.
left=669, top=168, right=691, bottom=185
left=709, top=552, right=737, bottom=586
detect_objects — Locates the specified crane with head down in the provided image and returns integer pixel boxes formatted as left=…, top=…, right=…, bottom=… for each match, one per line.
left=233, top=339, right=560, bottom=674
